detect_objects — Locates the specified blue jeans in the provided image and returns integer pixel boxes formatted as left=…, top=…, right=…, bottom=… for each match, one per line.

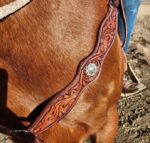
left=118, top=0, right=141, bottom=53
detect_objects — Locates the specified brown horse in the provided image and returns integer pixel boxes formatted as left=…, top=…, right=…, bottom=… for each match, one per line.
left=0, top=0, right=124, bottom=142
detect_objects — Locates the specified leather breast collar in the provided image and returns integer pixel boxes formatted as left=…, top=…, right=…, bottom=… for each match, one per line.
left=0, top=0, right=127, bottom=142
left=28, top=5, right=118, bottom=135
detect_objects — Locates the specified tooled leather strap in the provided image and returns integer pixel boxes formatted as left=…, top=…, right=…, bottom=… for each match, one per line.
left=28, top=5, right=118, bottom=137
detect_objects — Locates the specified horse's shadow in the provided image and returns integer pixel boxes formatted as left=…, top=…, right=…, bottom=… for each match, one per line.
left=0, top=69, right=48, bottom=143
left=0, top=69, right=31, bottom=142
left=0, top=69, right=20, bottom=127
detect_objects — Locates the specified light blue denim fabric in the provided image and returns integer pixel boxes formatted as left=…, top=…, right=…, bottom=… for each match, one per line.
left=118, top=0, right=141, bottom=53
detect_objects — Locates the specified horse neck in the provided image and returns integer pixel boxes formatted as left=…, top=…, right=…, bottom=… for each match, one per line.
left=0, top=0, right=109, bottom=121
left=20, top=0, right=109, bottom=95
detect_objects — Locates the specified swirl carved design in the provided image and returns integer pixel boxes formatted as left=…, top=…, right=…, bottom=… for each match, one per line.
left=28, top=6, right=118, bottom=135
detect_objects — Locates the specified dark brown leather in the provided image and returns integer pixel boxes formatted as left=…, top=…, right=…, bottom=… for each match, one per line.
left=0, top=125, right=13, bottom=135
left=110, top=0, right=127, bottom=49
left=111, top=0, right=120, bottom=7
left=118, top=0, right=127, bottom=49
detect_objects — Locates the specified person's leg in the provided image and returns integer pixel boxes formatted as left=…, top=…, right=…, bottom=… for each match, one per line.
left=119, top=0, right=141, bottom=53
left=119, top=0, right=146, bottom=96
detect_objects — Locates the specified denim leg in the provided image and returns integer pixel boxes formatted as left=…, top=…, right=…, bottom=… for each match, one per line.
left=118, top=0, right=141, bottom=53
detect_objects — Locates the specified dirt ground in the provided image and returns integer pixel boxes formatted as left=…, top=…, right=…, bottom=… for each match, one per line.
left=0, top=3, right=150, bottom=143
left=116, top=11, right=150, bottom=143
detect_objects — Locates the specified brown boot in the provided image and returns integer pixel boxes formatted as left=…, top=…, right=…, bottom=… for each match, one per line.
left=121, top=63, right=146, bottom=97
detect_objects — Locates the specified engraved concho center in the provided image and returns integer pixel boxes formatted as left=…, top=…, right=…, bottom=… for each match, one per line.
left=85, top=63, right=98, bottom=77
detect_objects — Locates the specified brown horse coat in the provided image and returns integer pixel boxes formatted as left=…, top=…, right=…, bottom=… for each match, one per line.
left=0, top=0, right=124, bottom=142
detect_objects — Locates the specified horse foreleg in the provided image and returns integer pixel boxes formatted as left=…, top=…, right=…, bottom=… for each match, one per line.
left=95, top=105, right=118, bottom=143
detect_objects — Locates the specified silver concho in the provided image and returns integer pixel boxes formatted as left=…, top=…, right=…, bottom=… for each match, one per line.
left=85, top=63, right=98, bottom=77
